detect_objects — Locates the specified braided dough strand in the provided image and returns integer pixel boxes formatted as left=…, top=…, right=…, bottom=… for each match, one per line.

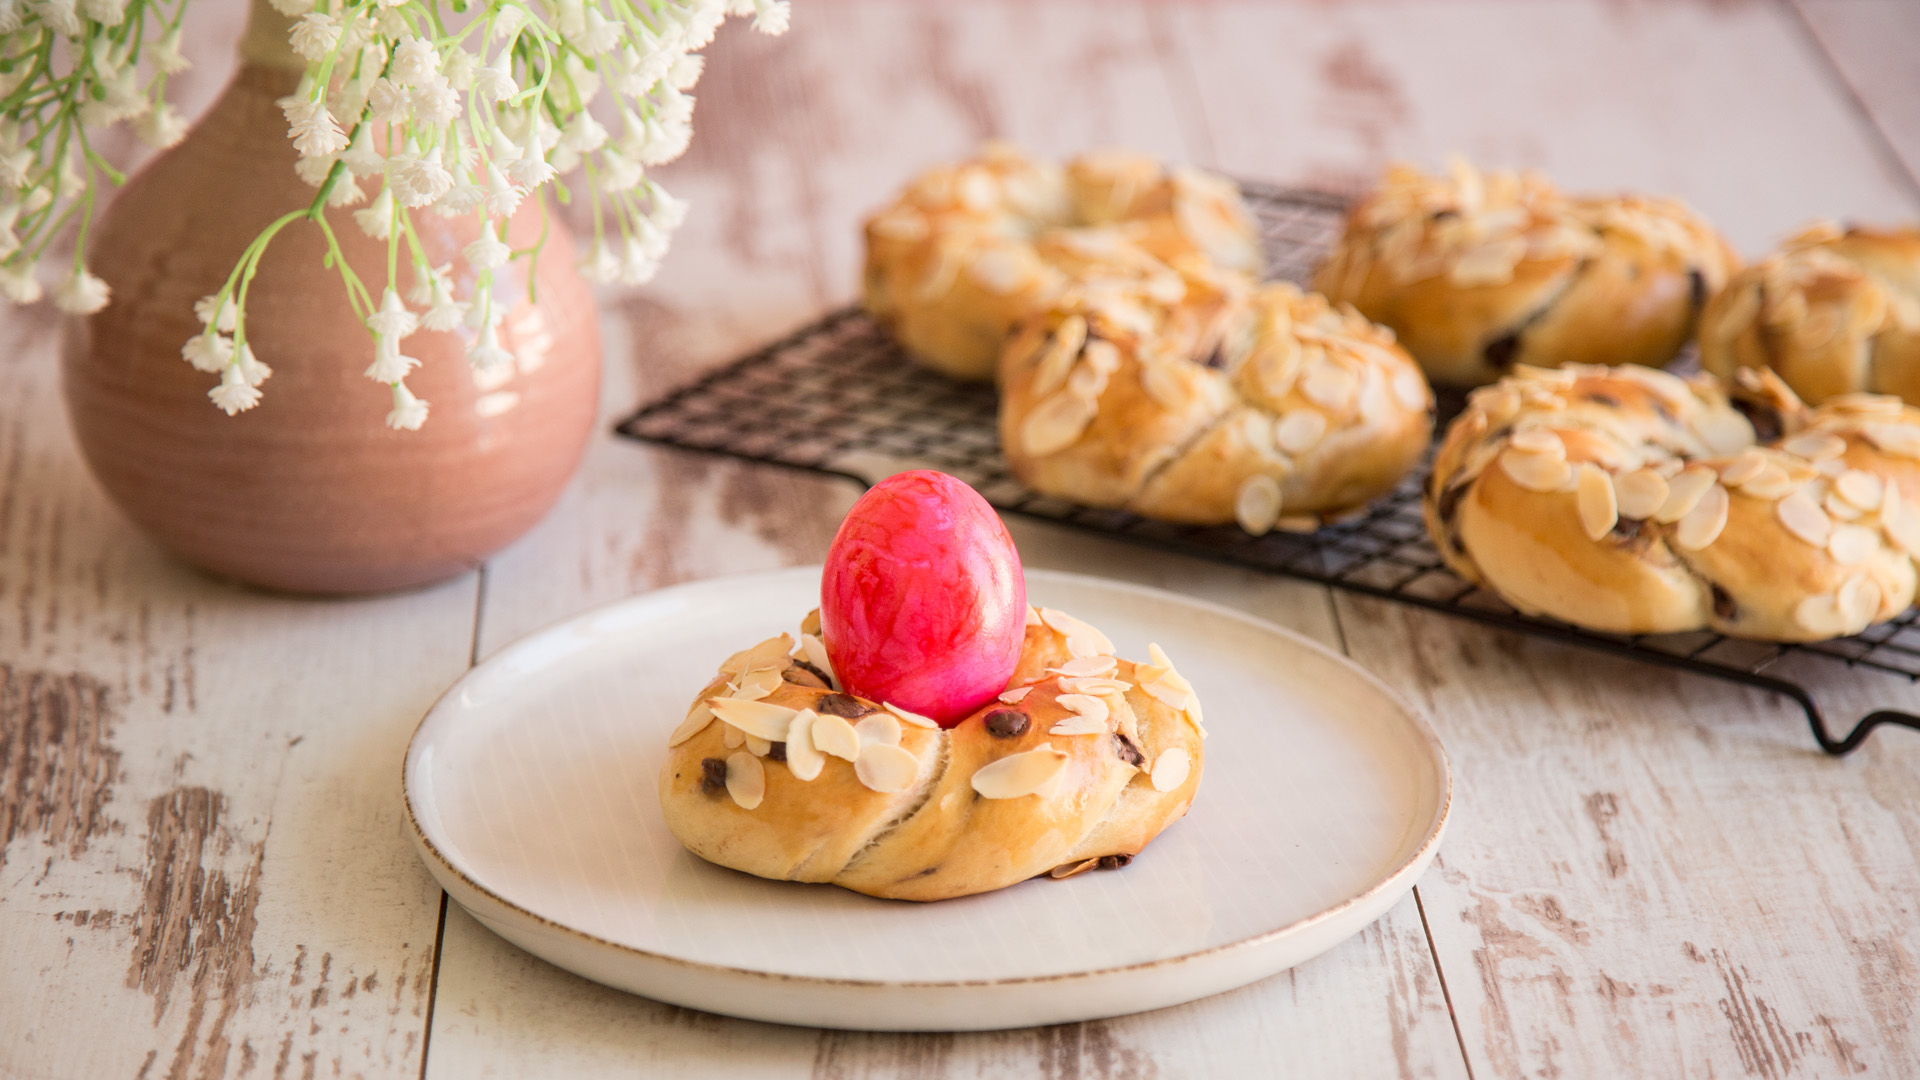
left=658, top=610, right=1205, bottom=901
left=1000, top=278, right=1434, bottom=533
left=1427, top=364, right=1920, bottom=640
left=862, top=143, right=1263, bottom=381
left=1701, top=221, right=1920, bottom=406
left=1315, top=158, right=1739, bottom=386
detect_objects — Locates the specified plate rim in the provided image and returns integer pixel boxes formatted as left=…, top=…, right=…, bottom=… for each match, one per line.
left=402, top=565, right=1453, bottom=991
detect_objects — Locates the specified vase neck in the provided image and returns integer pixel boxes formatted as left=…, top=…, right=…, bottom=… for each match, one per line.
left=240, top=0, right=305, bottom=72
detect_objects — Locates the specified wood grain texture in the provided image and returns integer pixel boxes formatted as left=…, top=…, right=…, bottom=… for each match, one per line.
left=1, top=7, right=468, bottom=1072
left=1792, top=0, right=1920, bottom=200
left=0, top=306, right=472, bottom=1077
left=1165, top=0, right=1918, bottom=253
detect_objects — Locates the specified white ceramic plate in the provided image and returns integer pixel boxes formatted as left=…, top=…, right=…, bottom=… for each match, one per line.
left=403, top=567, right=1451, bottom=1031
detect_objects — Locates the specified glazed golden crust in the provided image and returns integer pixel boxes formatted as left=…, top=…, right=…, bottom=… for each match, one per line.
left=1315, top=159, right=1738, bottom=386
left=1427, top=364, right=1920, bottom=641
left=861, top=143, right=1263, bottom=381
left=658, top=612, right=1205, bottom=902
left=1000, top=279, right=1433, bottom=531
left=1700, top=222, right=1920, bottom=406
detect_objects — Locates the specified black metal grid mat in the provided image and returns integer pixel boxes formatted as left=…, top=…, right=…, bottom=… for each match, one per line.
left=617, top=182, right=1920, bottom=756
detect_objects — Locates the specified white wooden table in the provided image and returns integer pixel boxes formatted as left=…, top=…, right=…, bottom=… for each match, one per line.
left=7, top=2, right=1920, bottom=1077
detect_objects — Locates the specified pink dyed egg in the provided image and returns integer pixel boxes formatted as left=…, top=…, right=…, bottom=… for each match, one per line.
left=821, top=471, right=1027, bottom=727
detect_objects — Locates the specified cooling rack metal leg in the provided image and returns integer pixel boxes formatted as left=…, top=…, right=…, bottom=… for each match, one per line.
left=1778, top=684, right=1920, bottom=756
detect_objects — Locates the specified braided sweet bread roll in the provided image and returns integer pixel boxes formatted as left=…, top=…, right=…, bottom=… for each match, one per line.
left=658, top=606, right=1205, bottom=902
left=862, top=143, right=1263, bottom=381
left=999, top=278, right=1433, bottom=534
left=1315, top=159, right=1739, bottom=386
left=1701, top=221, right=1920, bottom=405
left=1426, top=363, right=1920, bottom=640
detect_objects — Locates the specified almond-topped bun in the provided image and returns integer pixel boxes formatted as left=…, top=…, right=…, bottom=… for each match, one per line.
left=1315, top=158, right=1739, bottom=386
left=1426, top=364, right=1920, bottom=641
left=657, top=607, right=1205, bottom=902
left=999, top=278, right=1433, bottom=533
left=1701, top=221, right=1920, bottom=405
left=861, top=143, right=1263, bottom=381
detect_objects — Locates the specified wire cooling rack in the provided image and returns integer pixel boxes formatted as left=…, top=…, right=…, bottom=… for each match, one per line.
left=617, top=182, right=1920, bottom=756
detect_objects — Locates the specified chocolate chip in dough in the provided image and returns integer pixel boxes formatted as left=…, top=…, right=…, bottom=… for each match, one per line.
left=1482, top=331, right=1523, bottom=373
left=1689, top=268, right=1708, bottom=312
left=1112, top=732, right=1146, bottom=767
left=700, top=758, right=728, bottom=796
left=785, top=659, right=831, bottom=688
left=1096, top=854, right=1133, bottom=871
left=767, top=741, right=788, bottom=763
left=816, top=693, right=871, bottom=718
left=1711, top=583, right=1739, bottom=621
left=984, top=708, right=1030, bottom=738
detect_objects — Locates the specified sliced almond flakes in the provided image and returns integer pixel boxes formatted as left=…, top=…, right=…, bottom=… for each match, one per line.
left=725, top=752, right=765, bottom=810
left=971, top=748, right=1070, bottom=799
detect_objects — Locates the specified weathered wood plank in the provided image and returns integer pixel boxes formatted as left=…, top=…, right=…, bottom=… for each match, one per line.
left=1792, top=0, right=1920, bottom=200
left=0, top=6, right=470, bottom=1076
left=428, top=3, right=1464, bottom=1077
left=0, top=307, right=471, bottom=1076
left=1165, top=0, right=1918, bottom=253
left=1334, top=597, right=1920, bottom=1078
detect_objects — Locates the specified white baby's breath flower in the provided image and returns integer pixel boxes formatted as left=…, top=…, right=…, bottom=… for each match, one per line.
left=411, top=78, right=460, bottom=125
left=181, top=329, right=233, bottom=373
left=136, top=104, right=188, bottom=148
left=619, top=240, right=659, bottom=285
left=506, top=134, right=554, bottom=188
left=573, top=6, right=621, bottom=54
left=560, top=112, right=608, bottom=157
left=285, top=99, right=348, bottom=159
left=396, top=153, right=453, bottom=208
left=30, top=0, right=81, bottom=37
left=597, top=148, right=642, bottom=193
left=327, top=174, right=366, bottom=207
left=295, top=154, right=337, bottom=187
left=464, top=221, right=511, bottom=269
left=353, top=184, right=396, bottom=239
left=483, top=162, right=523, bottom=216
left=414, top=264, right=466, bottom=331
left=491, top=4, right=525, bottom=37
left=209, top=364, right=263, bottom=415
left=0, top=263, right=40, bottom=303
left=468, top=319, right=513, bottom=369
left=366, top=77, right=409, bottom=124
left=578, top=239, right=619, bottom=284
left=670, top=54, right=704, bottom=91
left=195, top=293, right=236, bottom=333
left=649, top=185, right=689, bottom=229
left=0, top=145, right=32, bottom=189
left=365, top=335, right=419, bottom=383
left=0, top=0, right=25, bottom=33
left=753, top=0, right=791, bottom=35
left=290, top=13, right=341, bottom=62
left=366, top=286, right=419, bottom=339
left=237, top=343, right=272, bottom=387
left=152, top=25, right=189, bottom=73
left=79, top=0, right=125, bottom=28
left=341, top=125, right=385, bottom=175
left=53, top=269, right=109, bottom=315
left=385, top=381, right=429, bottom=430
left=442, top=48, right=475, bottom=91
left=472, top=51, right=518, bottom=103
left=390, top=36, right=440, bottom=86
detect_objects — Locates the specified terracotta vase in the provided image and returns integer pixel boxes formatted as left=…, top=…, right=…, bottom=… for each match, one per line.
left=63, top=2, right=601, bottom=594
